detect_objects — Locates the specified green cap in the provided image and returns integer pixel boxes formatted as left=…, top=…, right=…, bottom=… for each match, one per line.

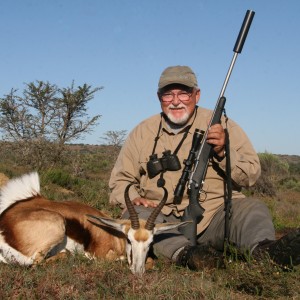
left=158, top=66, right=198, bottom=90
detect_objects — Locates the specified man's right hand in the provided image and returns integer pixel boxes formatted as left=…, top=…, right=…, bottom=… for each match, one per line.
left=132, top=197, right=158, bottom=208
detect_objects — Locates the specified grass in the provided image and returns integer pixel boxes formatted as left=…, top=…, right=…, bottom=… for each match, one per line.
left=264, top=190, right=300, bottom=231
left=0, top=145, right=299, bottom=299
left=0, top=254, right=299, bottom=299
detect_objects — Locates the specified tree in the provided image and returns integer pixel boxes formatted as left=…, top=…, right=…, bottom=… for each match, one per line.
left=101, top=130, right=127, bottom=147
left=0, top=81, right=102, bottom=169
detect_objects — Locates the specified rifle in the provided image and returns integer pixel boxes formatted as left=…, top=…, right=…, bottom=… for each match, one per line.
left=175, top=10, right=255, bottom=246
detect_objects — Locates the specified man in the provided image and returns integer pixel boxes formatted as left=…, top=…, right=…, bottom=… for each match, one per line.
left=109, top=66, right=300, bottom=270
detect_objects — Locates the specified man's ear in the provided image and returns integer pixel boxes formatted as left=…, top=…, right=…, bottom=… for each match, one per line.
left=195, top=88, right=201, bottom=104
left=157, top=91, right=162, bottom=102
left=153, top=221, right=192, bottom=235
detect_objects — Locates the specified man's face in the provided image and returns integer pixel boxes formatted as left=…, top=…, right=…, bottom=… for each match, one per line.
left=158, top=84, right=200, bottom=126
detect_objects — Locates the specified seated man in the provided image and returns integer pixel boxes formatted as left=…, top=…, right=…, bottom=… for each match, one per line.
left=109, top=65, right=300, bottom=270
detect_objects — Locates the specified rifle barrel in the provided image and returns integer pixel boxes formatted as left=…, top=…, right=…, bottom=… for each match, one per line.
left=219, top=10, right=255, bottom=100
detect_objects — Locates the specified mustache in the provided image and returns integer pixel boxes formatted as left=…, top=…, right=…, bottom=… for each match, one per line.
left=168, top=104, right=187, bottom=109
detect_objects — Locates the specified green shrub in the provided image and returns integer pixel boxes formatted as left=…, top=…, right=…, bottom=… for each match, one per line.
left=280, top=177, right=300, bottom=192
left=42, top=169, right=77, bottom=189
left=249, top=152, right=291, bottom=196
left=289, top=162, right=300, bottom=175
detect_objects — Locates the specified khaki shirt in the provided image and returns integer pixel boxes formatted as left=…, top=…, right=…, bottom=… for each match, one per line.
left=109, top=107, right=261, bottom=233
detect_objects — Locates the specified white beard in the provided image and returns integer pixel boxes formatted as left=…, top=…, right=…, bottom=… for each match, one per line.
left=166, top=110, right=190, bottom=125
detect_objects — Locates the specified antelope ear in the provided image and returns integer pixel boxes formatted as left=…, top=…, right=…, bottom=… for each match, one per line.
left=153, top=221, right=192, bottom=235
left=87, top=215, right=130, bottom=233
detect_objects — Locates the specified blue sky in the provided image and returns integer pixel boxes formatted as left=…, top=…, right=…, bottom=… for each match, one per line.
left=1, top=0, right=299, bottom=155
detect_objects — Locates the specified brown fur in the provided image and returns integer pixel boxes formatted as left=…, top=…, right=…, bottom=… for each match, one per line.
left=134, top=225, right=151, bottom=242
left=0, top=195, right=126, bottom=263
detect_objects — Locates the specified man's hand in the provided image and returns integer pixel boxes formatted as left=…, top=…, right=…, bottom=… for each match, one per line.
left=206, top=123, right=226, bottom=158
left=132, top=197, right=158, bottom=208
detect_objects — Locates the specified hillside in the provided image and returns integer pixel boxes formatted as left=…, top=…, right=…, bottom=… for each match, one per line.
left=278, top=154, right=300, bottom=164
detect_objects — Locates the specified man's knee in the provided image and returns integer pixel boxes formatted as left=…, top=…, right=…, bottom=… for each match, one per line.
left=231, top=197, right=271, bottom=218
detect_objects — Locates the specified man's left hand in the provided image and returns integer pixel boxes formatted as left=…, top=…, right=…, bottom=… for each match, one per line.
left=206, top=124, right=225, bottom=158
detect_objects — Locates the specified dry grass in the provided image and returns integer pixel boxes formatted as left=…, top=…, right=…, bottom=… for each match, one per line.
left=264, top=190, right=300, bottom=231
left=0, top=253, right=299, bottom=299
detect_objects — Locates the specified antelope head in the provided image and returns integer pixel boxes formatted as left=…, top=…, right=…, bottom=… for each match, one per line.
left=88, top=183, right=189, bottom=276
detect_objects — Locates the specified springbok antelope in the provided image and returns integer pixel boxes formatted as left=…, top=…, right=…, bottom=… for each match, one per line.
left=0, top=172, right=186, bottom=275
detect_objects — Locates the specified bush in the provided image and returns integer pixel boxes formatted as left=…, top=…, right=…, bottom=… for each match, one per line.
left=249, top=152, right=292, bottom=196
left=289, top=162, right=300, bottom=175
left=42, top=169, right=77, bottom=189
left=280, top=177, right=300, bottom=192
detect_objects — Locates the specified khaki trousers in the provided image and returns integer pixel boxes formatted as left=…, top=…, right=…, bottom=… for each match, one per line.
left=122, top=197, right=275, bottom=259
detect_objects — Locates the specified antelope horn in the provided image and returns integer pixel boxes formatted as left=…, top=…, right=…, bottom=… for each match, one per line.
left=145, top=186, right=168, bottom=231
left=125, top=182, right=140, bottom=230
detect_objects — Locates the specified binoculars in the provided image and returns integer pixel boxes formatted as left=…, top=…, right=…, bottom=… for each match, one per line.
left=147, top=150, right=181, bottom=179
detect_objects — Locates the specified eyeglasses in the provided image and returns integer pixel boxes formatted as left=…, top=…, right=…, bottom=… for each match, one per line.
left=160, top=91, right=193, bottom=103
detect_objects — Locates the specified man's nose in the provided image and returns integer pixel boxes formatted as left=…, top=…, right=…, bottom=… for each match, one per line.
left=172, top=94, right=181, bottom=104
